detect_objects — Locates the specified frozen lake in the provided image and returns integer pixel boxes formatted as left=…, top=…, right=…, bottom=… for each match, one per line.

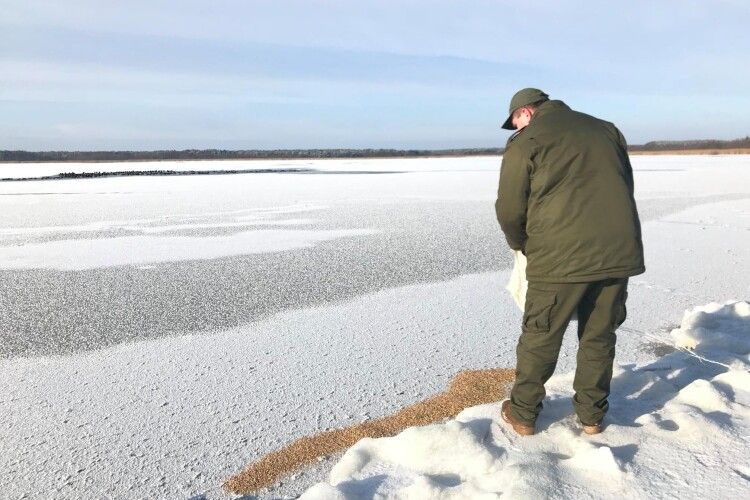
left=1, top=155, right=747, bottom=359
left=1, top=155, right=750, bottom=498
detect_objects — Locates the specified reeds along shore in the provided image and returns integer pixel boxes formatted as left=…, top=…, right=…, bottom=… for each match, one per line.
left=628, top=148, right=750, bottom=155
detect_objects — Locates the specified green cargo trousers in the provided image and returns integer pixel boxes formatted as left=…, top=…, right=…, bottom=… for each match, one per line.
left=508, top=277, right=629, bottom=426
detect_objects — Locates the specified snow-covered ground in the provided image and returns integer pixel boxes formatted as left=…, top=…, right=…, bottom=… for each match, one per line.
left=1, top=155, right=749, bottom=499
left=301, top=301, right=750, bottom=499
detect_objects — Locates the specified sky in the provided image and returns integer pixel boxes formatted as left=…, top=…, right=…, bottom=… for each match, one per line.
left=2, top=0, right=749, bottom=150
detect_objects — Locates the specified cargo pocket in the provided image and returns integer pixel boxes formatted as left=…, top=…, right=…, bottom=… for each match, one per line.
left=523, top=290, right=557, bottom=333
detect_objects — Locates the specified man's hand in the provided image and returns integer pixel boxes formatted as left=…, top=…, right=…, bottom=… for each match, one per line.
left=495, top=144, right=531, bottom=251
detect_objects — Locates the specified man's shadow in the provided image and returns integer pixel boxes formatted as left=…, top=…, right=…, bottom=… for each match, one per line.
left=533, top=305, right=749, bottom=468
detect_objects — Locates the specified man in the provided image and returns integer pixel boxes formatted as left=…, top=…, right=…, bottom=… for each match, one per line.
left=495, top=88, right=645, bottom=436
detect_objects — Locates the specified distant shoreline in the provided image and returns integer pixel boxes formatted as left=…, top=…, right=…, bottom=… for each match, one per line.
left=628, top=148, right=750, bottom=155
left=2, top=139, right=749, bottom=163
left=0, top=149, right=504, bottom=163
left=2, top=149, right=750, bottom=164
left=0, top=154, right=500, bottom=164
left=2, top=149, right=748, bottom=182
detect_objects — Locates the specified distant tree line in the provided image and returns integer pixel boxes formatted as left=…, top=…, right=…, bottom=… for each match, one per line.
left=0, top=148, right=503, bottom=162
left=629, top=136, right=750, bottom=151
left=1, top=137, right=748, bottom=162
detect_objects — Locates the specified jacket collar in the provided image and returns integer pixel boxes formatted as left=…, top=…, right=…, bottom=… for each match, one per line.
left=508, top=100, right=570, bottom=141
left=531, top=99, right=570, bottom=121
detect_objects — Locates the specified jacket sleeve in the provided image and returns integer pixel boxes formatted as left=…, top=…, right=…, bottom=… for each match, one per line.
left=615, top=127, right=635, bottom=197
left=495, top=144, right=530, bottom=252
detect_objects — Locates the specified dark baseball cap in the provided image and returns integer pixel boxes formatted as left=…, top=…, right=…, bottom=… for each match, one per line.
left=501, top=88, right=549, bottom=130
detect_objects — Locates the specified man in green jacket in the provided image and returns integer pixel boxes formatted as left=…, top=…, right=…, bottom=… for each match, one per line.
left=495, top=88, right=645, bottom=436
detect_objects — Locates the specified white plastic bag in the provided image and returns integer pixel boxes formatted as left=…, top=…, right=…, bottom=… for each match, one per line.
left=506, top=250, right=577, bottom=320
left=505, top=250, right=528, bottom=312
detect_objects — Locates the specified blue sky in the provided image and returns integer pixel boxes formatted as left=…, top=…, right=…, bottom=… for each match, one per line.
left=2, top=0, right=749, bottom=150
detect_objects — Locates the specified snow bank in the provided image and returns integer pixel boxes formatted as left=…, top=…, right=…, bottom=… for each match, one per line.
left=300, top=301, right=750, bottom=499
left=671, top=301, right=750, bottom=354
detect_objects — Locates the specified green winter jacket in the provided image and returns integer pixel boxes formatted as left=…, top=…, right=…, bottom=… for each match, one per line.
left=495, top=99, right=645, bottom=283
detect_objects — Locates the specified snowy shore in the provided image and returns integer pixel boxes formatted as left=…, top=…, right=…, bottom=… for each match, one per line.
left=300, top=300, right=750, bottom=499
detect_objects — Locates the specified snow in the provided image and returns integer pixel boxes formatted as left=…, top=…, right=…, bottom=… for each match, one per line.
left=300, top=301, right=750, bottom=499
left=1, top=155, right=750, bottom=499
left=671, top=301, right=750, bottom=353
left=0, top=228, right=378, bottom=270
left=0, top=216, right=317, bottom=236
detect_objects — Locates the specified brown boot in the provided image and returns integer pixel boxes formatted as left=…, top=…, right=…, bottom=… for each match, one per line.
left=581, top=421, right=603, bottom=435
left=501, top=400, right=535, bottom=436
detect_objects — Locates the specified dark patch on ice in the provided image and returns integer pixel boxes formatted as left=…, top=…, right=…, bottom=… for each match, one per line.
left=639, top=341, right=677, bottom=357
left=0, top=168, right=406, bottom=182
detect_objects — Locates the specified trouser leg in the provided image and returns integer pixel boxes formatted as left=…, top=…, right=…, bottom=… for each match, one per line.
left=573, top=277, right=628, bottom=425
left=509, top=281, right=587, bottom=425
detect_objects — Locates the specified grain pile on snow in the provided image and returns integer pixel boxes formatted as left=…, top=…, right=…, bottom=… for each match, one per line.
left=224, top=368, right=514, bottom=494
